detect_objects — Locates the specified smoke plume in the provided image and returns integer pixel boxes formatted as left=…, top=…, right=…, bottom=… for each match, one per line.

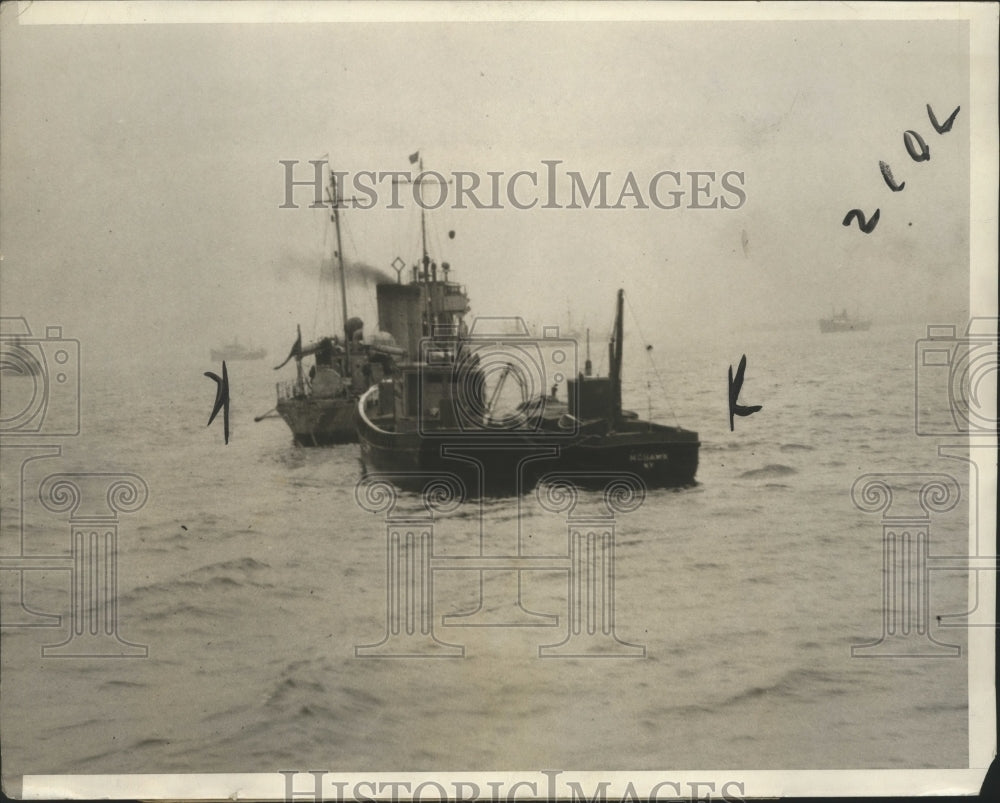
left=274, top=252, right=395, bottom=286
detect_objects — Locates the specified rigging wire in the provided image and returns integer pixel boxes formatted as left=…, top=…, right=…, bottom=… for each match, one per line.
left=404, top=198, right=421, bottom=274
left=311, top=206, right=331, bottom=339
left=623, top=292, right=682, bottom=427
left=341, top=211, right=369, bottom=330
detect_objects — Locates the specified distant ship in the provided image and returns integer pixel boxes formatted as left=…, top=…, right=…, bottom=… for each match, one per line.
left=819, top=309, right=871, bottom=333
left=210, top=341, right=266, bottom=361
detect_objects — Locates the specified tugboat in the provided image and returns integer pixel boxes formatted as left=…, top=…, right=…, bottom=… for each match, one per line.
left=356, top=277, right=700, bottom=495
left=271, top=168, right=402, bottom=445
left=819, top=309, right=872, bottom=333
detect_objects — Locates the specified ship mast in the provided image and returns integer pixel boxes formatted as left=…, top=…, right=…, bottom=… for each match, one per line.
left=295, top=323, right=304, bottom=391
left=328, top=169, right=350, bottom=358
left=610, top=289, right=624, bottom=427
left=418, top=156, right=429, bottom=277
left=417, top=156, right=435, bottom=337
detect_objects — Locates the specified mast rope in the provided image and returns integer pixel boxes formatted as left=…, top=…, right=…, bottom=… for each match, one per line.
left=311, top=207, right=331, bottom=338
left=623, top=292, right=682, bottom=427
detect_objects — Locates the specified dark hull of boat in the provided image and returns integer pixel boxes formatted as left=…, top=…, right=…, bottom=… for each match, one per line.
left=277, top=397, right=357, bottom=446
left=357, top=412, right=699, bottom=495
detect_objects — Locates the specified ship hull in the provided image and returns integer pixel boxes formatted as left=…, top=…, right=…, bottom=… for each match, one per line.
left=562, top=425, right=700, bottom=487
left=277, top=397, right=357, bottom=446
left=357, top=407, right=699, bottom=495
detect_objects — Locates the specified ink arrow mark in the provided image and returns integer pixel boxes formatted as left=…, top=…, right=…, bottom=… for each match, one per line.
left=927, top=104, right=960, bottom=134
left=204, top=361, right=230, bottom=444
left=728, top=354, right=763, bottom=432
left=842, top=208, right=880, bottom=234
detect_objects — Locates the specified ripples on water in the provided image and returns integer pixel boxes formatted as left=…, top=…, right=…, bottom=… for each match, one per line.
left=1, top=322, right=970, bottom=775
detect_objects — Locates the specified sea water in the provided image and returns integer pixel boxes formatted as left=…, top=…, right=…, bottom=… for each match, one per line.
left=1, top=320, right=971, bottom=776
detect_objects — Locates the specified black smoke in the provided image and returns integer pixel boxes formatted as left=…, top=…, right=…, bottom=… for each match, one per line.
left=274, top=252, right=395, bottom=286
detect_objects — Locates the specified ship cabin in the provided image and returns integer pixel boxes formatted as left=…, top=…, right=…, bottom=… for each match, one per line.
left=371, top=260, right=478, bottom=433
left=566, top=373, right=614, bottom=423
left=376, top=260, right=470, bottom=363
left=369, top=263, right=627, bottom=436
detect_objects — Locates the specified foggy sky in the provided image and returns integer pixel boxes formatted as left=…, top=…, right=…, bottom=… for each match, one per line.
left=0, top=5, right=980, bottom=373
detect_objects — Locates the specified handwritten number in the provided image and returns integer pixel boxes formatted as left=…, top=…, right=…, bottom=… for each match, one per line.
left=903, top=130, right=930, bottom=162
left=927, top=104, right=960, bottom=134
left=842, top=208, right=880, bottom=234
left=847, top=102, right=957, bottom=234
left=879, top=161, right=905, bottom=192
left=204, top=361, right=230, bottom=444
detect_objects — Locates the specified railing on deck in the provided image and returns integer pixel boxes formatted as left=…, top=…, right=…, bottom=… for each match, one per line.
left=276, top=379, right=309, bottom=401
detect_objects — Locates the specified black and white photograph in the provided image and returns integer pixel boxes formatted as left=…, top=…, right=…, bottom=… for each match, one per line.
left=0, top=2, right=996, bottom=800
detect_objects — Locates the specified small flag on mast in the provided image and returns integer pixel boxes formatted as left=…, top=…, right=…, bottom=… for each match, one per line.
left=408, top=151, right=420, bottom=164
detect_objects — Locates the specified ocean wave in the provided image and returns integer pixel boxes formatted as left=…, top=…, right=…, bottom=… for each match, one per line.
left=739, top=464, right=797, bottom=479
left=721, top=665, right=852, bottom=706
left=99, top=679, right=146, bottom=690
left=265, top=675, right=328, bottom=706
left=142, top=601, right=232, bottom=623
left=122, top=557, right=275, bottom=602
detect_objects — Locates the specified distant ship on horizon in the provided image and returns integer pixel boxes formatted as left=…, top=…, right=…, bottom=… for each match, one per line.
left=819, top=309, right=871, bottom=333
left=210, top=341, right=267, bottom=361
